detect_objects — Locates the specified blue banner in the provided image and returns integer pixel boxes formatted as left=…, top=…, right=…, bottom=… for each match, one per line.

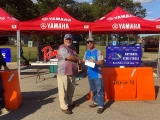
left=106, top=46, right=142, bottom=66
left=0, top=48, right=11, bottom=62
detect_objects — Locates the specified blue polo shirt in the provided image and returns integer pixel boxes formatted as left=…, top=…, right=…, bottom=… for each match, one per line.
left=83, top=48, right=103, bottom=79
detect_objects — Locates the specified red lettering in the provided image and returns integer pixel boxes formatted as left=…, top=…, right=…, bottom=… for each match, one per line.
left=42, top=46, right=58, bottom=61
left=52, top=50, right=58, bottom=58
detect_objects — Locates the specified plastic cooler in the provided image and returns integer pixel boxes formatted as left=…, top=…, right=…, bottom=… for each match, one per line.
left=49, top=65, right=57, bottom=73
left=0, top=70, right=22, bottom=110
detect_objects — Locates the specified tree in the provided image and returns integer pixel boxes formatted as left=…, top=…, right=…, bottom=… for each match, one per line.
left=91, top=0, right=146, bottom=21
left=73, top=2, right=94, bottom=22
left=0, top=0, right=39, bottom=21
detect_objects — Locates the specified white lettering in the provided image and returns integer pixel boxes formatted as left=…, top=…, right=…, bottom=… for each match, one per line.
left=56, top=17, right=60, bottom=21
left=156, top=25, right=160, bottom=29
left=0, top=17, right=5, bottom=20
left=47, top=23, right=69, bottom=29
left=130, top=57, right=139, bottom=60
left=126, top=24, right=130, bottom=29
left=46, top=17, right=71, bottom=22
left=125, top=53, right=138, bottom=56
left=113, top=14, right=133, bottom=20
left=119, top=24, right=141, bottom=29
left=130, top=24, right=133, bottom=29
left=123, top=57, right=129, bottom=60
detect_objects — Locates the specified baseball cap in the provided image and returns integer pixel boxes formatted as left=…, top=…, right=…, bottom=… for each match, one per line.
left=64, top=34, right=72, bottom=39
left=86, top=38, right=94, bottom=41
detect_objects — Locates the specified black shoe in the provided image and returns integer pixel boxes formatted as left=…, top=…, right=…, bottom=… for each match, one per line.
left=89, top=103, right=98, bottom=108
left=97, top=108, right=104, bottom=114
left=68, top=103, right=79, bottom=107
left=61, top=109, right=72, bottom=114
left=0, top=110, right=2, bottom=116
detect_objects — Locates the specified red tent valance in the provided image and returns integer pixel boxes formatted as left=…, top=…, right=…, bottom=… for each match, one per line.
left=0, top=8, right=19, bottom=31
left=154, top=18, right=160, bottom=22
left=19, top=7, right=90, bottom=33
left=91, top=6, right=159, bottom=34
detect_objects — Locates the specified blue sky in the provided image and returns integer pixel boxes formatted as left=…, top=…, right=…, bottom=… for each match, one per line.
left=139, top=0, right=160, bottom=20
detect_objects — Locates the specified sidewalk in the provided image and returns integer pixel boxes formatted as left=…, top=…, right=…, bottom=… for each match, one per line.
left=142, top=52, right=159, bottom=77
left=0, top=63, right=160, bottom=120
left=142, top=52, right=158, bottom=61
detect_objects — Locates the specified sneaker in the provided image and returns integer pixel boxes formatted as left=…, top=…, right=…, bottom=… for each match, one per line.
left=89, top=103, right=98, bottom=108
left=61, top=109, right=72, bottom=114
left=68, top=103, right=79, bottom=107
left=0, top=108, right=12, bottom=116
left=97, top=108, right=104, bottom=114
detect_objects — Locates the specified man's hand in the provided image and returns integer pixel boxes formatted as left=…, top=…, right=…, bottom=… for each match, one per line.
left=88, top=59, right=95, bottom=63
left=4, top=66, right=10, bottom=71
left=78, top=59, right=81, bottom=64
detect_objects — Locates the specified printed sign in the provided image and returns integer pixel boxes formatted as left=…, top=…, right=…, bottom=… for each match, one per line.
left=38, top=46, right=59, bottom=62
left=28, top=41, right=33, bottom=47
left=112, top=41, right=117, bottom=46
left=0, top=48, right=11, bottom=62
left=106, top=46, right=142, bottom=66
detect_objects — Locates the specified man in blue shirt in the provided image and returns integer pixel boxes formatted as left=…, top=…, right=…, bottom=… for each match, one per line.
left=83, top=38, right=105, bottom=114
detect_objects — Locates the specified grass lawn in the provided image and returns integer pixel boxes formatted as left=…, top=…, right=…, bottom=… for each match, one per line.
left=0, top=45, right=106, bottom=62
left=144, top=52, right=158, bottom=54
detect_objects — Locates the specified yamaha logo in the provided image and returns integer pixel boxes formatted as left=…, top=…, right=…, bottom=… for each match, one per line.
left=12, top=25, right=17, bottom=29
left=156, top=25, right=160, bottom=29
left=0, top=17, right=5, bottom=20
left=84, top=25, right=89, bottom=29
left=40, top=23, right=47, bottom=29
left=107, top=17, right=113, bottom=20
left=8, top=17, right=17, bottom=20
left=112, top=23, right=118, bottom=30
left=42, top=17, right=48, bottom=21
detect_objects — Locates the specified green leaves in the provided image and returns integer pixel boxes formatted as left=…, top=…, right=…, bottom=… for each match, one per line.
left=0, top=0, right=146, bottom=22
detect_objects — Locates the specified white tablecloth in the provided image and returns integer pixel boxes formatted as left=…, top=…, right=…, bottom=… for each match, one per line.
left=31, top=61, right=57, bottom=66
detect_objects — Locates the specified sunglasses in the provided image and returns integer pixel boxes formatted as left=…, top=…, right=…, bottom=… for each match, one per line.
left=86, top=41, right=93, bottom=44
left=65, top=38, right=72, bottom=40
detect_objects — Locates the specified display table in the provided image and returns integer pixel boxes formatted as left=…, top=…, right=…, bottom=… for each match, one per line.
left=87, top=67, right=156, bottom=101
left=102, top=67, right=155, bottom=101
left=31, top=61, right=57, bottom=83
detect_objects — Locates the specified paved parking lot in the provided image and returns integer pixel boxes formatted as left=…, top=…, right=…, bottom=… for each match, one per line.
left=1, top=53, right=160, bottom=120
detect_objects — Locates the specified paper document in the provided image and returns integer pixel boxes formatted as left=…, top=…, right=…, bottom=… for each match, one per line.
left=85, top=60, right=95, bottom=68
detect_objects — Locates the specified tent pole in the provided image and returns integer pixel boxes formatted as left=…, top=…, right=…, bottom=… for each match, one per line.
left=127, top=34, right=130, bottom=45
left=156, top=35, right=160, bottom=78
left=106, top=34, right=108, bottom=46
left=89, top=31, right=92, bottom=38
left=17, top=30, right=20, bottom=79
left=36, top=34, right=39, bottom=61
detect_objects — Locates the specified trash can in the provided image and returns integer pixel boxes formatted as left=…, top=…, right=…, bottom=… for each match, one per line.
left=49, top=65, right=57, bottom=73
left=0, top=71, right=22, bottom=110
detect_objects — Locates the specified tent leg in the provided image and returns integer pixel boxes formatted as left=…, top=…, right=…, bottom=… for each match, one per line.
left=17, top=30, right=20, bottom=79
left=156, top=35, right=160, bottom=78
